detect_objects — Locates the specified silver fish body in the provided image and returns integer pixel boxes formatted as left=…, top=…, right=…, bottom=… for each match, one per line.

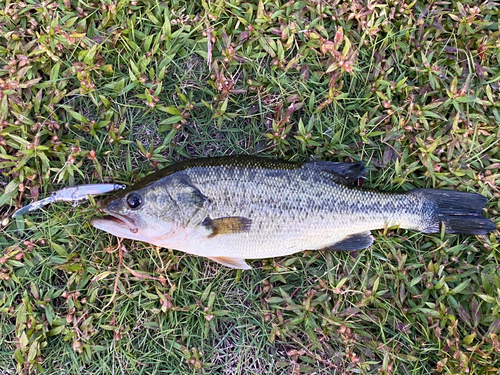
left=91, top=157, right=495, bottom=269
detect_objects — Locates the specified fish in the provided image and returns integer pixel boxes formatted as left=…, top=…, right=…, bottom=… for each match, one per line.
left=12, top=183, right=126, bottom=217
left=91, top=156, right=496, bottom=269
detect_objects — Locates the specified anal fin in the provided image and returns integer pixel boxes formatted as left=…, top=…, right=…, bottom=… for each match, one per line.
left=207, top=256, right=252, bottom=270
left=325, top=232, right=374, bottom=251
left=203, top=216, right=252, bottom=237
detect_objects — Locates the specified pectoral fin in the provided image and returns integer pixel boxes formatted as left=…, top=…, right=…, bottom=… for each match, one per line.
left=325, top=232, right=374, bottom=251
left=203, top=216, right=252, bottom=237
left=207, top=256, right=252, bottom=269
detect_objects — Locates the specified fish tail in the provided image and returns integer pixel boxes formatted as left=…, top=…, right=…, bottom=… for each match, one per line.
left=411, top=189, right=496, bottom=235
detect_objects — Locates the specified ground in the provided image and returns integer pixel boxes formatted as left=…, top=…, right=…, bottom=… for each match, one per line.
left=0, top=0, right=499, bottom=374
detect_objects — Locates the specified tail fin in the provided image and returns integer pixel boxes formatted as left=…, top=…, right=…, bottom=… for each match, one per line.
left=412, top=189, right=496, bottom=235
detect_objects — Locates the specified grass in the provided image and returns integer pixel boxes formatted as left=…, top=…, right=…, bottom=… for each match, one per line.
left=1, top=0, right=499, bottom=373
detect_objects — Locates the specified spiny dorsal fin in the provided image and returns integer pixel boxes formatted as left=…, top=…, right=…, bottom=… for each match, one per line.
left=206, top=256, right=252, bottom=269
left=305, top=161, right=366, bottom=185
left=324, top=232, right=374, bottom=251
left=203, top=216, right=252, bottom=237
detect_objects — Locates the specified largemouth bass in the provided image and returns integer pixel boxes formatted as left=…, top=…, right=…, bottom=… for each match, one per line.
left=91, top=156, right=496, bottom=269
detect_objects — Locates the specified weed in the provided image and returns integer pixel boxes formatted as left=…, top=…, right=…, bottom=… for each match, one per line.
left=1, top=0, right=499, bottom=373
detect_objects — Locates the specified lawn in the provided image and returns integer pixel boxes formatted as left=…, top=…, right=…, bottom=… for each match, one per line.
left=1, top=0, right=499, bottom=373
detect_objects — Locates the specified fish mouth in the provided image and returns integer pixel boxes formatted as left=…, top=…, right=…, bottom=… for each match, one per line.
left=94, top=209, right=139, bottom=233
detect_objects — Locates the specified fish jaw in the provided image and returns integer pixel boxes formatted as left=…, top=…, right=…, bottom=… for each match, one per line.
left=91, top=212, right=143, bottom=242
left=92, top=210, right=190, bottom=248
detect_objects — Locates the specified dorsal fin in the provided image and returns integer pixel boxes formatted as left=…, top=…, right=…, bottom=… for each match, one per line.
left=305, top=161, right=366, bottom=185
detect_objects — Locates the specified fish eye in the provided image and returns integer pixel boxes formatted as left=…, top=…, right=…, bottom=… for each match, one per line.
left=126, top=193, right=143, bottom=209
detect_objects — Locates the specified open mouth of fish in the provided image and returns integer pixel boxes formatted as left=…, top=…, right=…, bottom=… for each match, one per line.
left=97, top=210, right=139, bottom=233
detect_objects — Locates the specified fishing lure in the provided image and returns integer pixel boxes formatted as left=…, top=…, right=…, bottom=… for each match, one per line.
left=12, top=183, right=126, bottom=218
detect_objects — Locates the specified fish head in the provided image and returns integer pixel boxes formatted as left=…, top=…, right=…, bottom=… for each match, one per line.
left=91, top=181, right=184, bottom=244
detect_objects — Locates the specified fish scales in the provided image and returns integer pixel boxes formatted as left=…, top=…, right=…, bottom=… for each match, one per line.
left=180, top=164, right=419, bottom=258
left=91, top=156, right=495, bottom=269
